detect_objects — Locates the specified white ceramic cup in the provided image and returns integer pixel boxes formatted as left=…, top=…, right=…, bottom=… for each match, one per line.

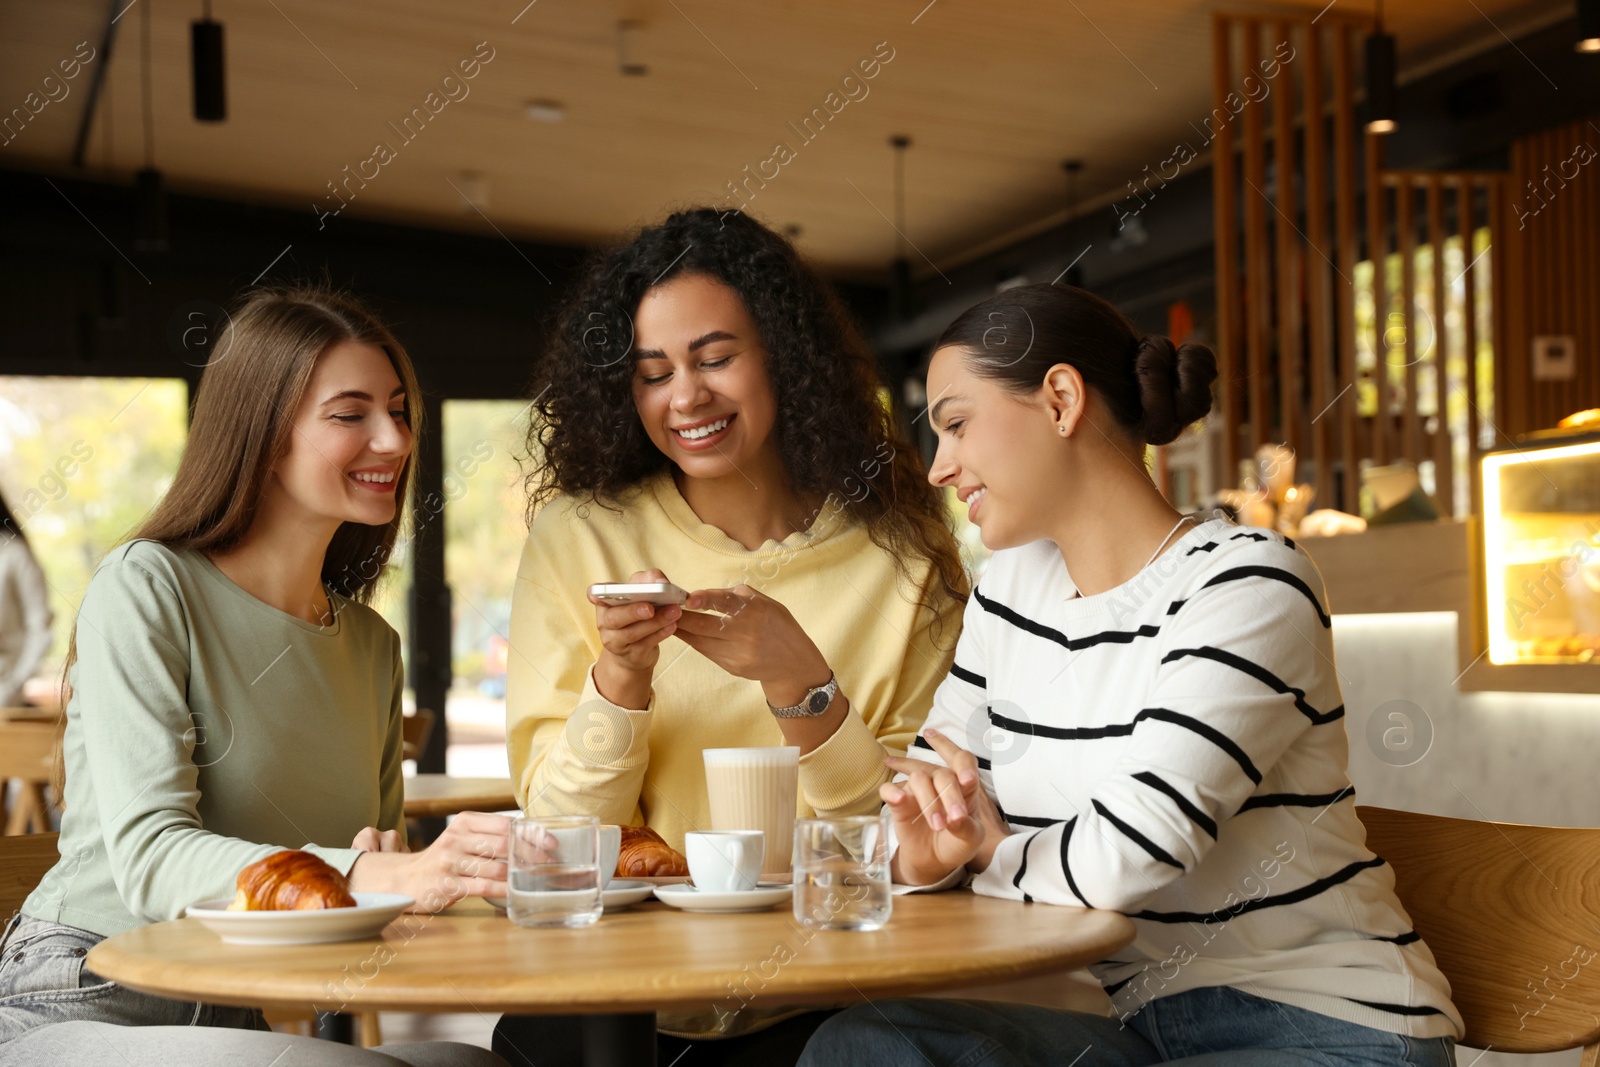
left=684, top=830, right=764, bottom=892
left=597, top=824, right=622, bottom=890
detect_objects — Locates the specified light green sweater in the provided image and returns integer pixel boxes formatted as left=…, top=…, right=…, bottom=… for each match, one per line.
left=24, top=540, right=406, bottom=937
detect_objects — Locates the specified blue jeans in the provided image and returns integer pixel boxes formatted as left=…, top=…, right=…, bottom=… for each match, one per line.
left=798, top=986, right=1456, bottom=1066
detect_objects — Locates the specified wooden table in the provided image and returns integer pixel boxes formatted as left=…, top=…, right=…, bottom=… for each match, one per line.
left=401, top=775, right=516, bottom=818
left=88, top=893, right=1134, bottom=1066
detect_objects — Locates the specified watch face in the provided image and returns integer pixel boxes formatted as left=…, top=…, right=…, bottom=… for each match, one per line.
left=807, top=690, right=830, bottom=715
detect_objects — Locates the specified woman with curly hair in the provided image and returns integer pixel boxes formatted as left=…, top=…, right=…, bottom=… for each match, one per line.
left=498, top=208, right=966, bottom=1064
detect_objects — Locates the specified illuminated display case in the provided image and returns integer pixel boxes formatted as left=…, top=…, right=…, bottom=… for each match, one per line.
left=1481, top=433, right=1600, bottom=665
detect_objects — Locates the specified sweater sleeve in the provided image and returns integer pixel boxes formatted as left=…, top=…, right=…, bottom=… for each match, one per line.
left=74, top=554, right=347, bottom=922
left=505, top=519, right=653, bottom=824
left=800, top=565, right=962, bottom=818
left=972, top=553, right=1337, bottom=910
left=0, top=539, right=55, bottom=703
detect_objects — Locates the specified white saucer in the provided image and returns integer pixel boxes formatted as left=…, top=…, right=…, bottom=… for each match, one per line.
left=652, top=882, right=793, bottom=913
left=185, top=892, right=413, bottom=945
left=487, top=879, right=657, bottom=913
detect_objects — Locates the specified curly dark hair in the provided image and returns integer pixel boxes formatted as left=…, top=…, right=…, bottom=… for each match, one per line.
left=525, top=207, right=968, bottom=614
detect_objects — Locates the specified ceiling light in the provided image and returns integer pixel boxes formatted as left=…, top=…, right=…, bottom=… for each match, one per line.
left=618, top=21, right=647, bottom=76
left=1579, top=0, right=1600, bottom=52
left=191, top=0, right=226, bottom=122
left=524, top=99, right=565, bottom=123
left=1364, top=1, right=1398, bottom=134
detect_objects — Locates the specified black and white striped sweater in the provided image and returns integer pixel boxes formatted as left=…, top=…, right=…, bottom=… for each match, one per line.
left=909, top=519, right=1462, bottom=1039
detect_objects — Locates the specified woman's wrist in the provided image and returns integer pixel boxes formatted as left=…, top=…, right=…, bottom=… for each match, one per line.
left=593, top=654, right=654, bottom=710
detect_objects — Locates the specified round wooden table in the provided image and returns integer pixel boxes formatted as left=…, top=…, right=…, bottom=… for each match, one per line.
left=401, top=775, right=516, bottom=818
left=88, top=893, right=1133, bottom=1066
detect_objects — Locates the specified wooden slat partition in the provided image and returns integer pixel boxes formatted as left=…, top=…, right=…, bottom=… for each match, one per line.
left=1332, top=27, right=1360, bottom=514
left=1211, top=15, right=1241, bottom=482
left=1498, top=115, right=1600, bottom=437
left=1209, top=11, right=1515, bottom=519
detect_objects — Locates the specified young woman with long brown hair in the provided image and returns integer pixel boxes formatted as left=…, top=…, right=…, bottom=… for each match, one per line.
left=0, top=287, right=508, bottom=1066
left=498, top=208, right=967, bottom=1063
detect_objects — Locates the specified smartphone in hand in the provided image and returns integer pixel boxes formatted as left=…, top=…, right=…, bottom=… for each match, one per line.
left=588, top=582, right=689, bottom=606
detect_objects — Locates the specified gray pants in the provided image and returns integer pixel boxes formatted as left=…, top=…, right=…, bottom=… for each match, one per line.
left=0, top=915, right=505, bottom=1067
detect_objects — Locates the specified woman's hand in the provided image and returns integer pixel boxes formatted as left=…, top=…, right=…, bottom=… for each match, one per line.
left=881, top=729, right=1010, bottom=885
left=673, top=585, right=830, bottom=707
left=591, top=568, right=682, bottom=709
left=351, top=826, right=409, bottom=853
left=347, top=811, right=510, bottom=912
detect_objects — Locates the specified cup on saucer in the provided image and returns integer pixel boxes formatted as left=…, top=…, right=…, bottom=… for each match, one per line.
left=684, top=830, right=764, bottom=892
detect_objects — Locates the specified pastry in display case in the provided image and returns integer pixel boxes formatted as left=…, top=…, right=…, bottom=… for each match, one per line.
left=1481, top=430, right=1600, bottom=665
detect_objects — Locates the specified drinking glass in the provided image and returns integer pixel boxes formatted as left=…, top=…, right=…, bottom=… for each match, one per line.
left=793, top=815, right=892, bottom=931
left=507, top=815, right=602, bottom=928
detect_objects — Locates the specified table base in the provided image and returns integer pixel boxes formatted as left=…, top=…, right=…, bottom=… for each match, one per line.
left=582, top=1012, right=656, bottom=1067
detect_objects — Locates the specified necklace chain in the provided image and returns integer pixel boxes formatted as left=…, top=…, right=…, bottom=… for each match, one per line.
left=1141, top=515, right=1194, bottom=572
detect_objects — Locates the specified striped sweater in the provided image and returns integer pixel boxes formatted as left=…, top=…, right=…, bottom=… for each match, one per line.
left=907, top=519, right=1463, bottom=1039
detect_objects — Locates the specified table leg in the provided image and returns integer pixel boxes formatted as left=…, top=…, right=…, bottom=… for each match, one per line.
left=315, top=1010, right=356, bottom=1044
left=582, top=1012, right=656, bottom=1067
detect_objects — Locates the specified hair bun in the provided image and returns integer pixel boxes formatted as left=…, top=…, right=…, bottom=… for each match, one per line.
left=1133, top=335, right=1218, bottom=446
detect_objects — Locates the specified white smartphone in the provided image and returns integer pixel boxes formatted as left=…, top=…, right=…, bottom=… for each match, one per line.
left=588, top=581, right=689, bottom=606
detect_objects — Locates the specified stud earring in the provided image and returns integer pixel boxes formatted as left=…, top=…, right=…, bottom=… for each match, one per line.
left=1058, top=424, right=1068, bottom=436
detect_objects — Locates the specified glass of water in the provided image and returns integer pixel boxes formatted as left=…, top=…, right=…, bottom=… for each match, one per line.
left=507, top=815, right=602, bottom=928
left=793, top=815, right=892, bottom=931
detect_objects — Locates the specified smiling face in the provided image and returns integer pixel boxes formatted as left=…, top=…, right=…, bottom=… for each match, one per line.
left=925, top=344, right=1070, bottom=551
left=269, top=339, right=413, bottom=531
left=629, top=273, right=780, bottom=481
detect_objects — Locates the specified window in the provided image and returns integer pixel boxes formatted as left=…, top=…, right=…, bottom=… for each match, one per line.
left=0, top=377, right=188, bottom=682
left=441, top=399, right=536, bottom=777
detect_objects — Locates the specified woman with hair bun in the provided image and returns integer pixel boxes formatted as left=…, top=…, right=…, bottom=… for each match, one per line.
left=800, top=283, right=1461, bottom=1067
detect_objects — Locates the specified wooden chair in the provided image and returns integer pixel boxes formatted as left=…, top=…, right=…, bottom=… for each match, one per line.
left=0, top=720, right=58, bottom=834
left=1, top=831, right=60, bottom=918
left=401, top=708, right=436, bottom=763
left=1359, top=805, right=1600, bottom=1063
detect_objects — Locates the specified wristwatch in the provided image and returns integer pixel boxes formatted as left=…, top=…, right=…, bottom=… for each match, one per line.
left=767, top=673, right=838, bottom=718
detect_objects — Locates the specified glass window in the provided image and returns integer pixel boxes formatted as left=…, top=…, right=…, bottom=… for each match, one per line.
left=442, top=399, right=536, bottom=778
left=0, top=376, right=189, bottom=689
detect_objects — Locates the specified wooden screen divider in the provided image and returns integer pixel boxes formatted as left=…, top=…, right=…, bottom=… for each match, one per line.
left=1210, top=12, right=1508, bottom=517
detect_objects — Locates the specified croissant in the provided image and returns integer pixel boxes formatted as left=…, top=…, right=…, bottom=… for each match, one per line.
left=228, top=850, right=357, bottom=911
left=616, top=825, right=688, bottom=878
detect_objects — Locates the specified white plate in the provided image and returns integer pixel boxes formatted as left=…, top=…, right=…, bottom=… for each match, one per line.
left=185, top=893, right=413, bottom=945
left=487, top=879, right=657, bottom=913
left=652, top=883, right=793, bottom=913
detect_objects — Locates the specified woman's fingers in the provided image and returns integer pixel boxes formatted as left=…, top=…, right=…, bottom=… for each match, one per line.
left=904, top=770, right=950, bottom=831
left=884, top=754, right=945, bottom=779
left=931, top=767, right=967, bottom=824
left=684, top=588, right=749, bottom=614
left=352, top=826, right=381, bottom=851
left=600, top=611, right=680, bottom=650
left=923, top=729, right=981, bottom=785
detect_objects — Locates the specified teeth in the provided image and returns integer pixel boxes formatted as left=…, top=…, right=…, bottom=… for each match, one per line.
left=352, top=471, right=395, bottom=484
left=969, top=488, right=987, bottom=508
left=676, top=417, right=730, bottom=440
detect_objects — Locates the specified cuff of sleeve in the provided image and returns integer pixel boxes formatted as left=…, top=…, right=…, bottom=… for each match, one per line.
left=798, top=703, right=887, bottom=814
left=969, top=832, right=1032, bottom=899
left=891, top=866, right=968, bottom=895
left=568, top=667, right=654, bottom=766
left=304, top=845, right=364, bottom=878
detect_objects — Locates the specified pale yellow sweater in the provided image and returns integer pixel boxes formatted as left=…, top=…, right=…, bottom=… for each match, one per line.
left=506, top=470, right=962, bottom=852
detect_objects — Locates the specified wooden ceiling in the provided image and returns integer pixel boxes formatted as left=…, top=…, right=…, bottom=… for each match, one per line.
left=0, top=0, right=1561, bottom=277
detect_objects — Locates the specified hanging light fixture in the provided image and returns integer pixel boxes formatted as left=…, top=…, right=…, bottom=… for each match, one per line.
left=1578, top=0, right=1600, bottom=53
left=1060, top=158, right=1085, bottom=288
left=617, top=20, right=648, bottom=76
left=191, top=0, right=226, bottom=121
left=136, top=0, right=166, bottom=250
left=1364, top=0, right=1398, bottom=134
left=889, top=135, right=914, bottom=322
